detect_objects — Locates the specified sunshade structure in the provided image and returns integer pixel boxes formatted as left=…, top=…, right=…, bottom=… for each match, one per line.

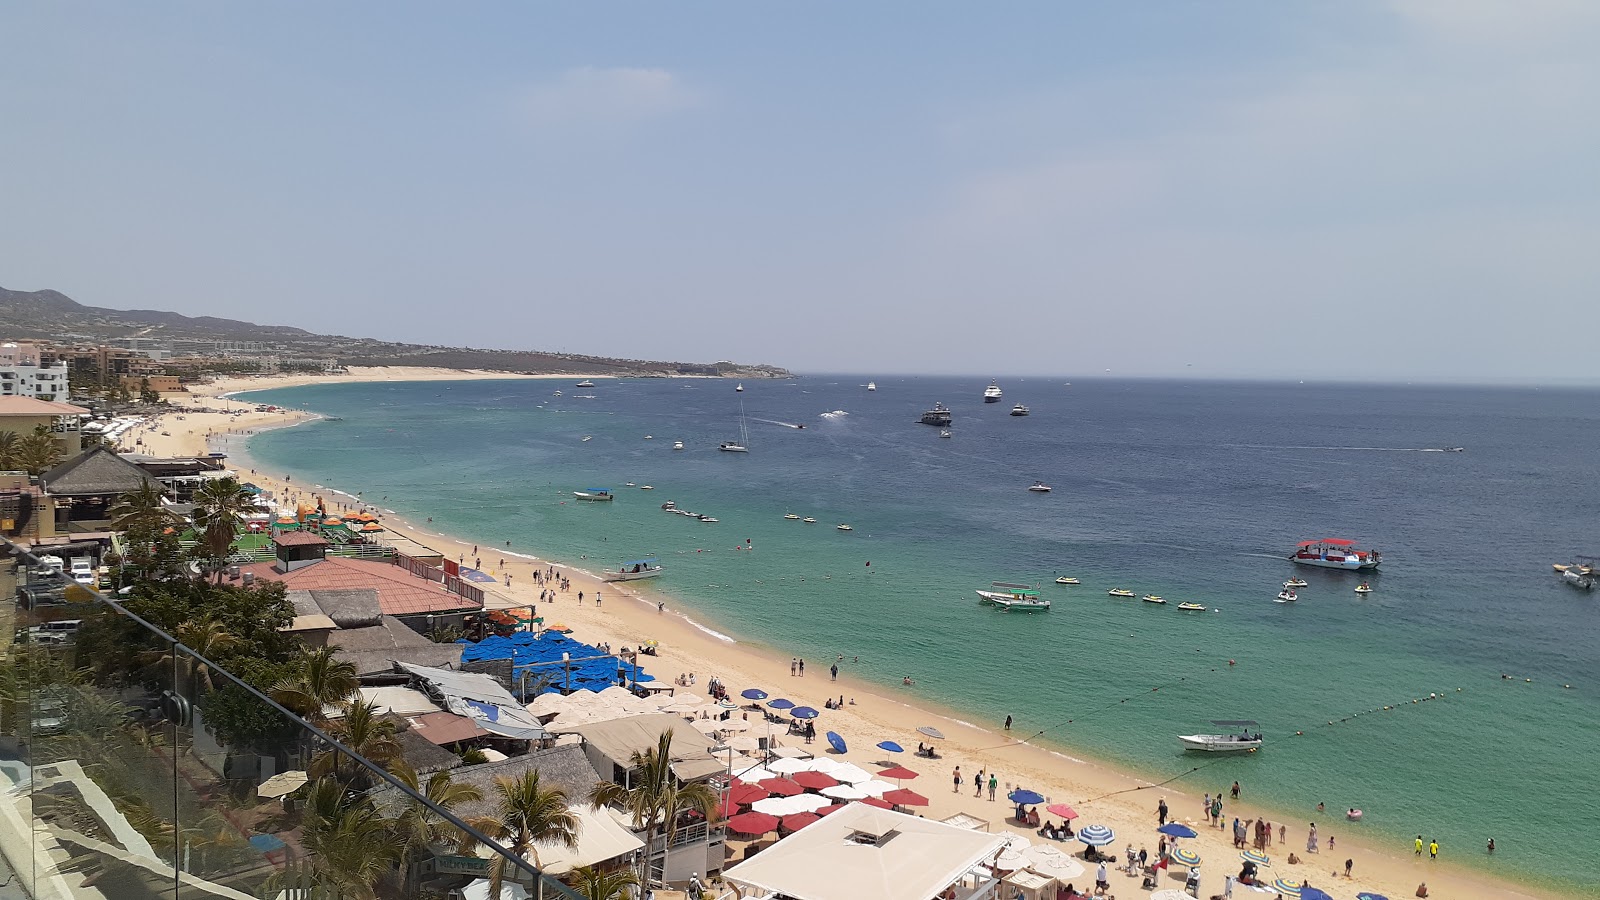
left=1273, top=878, right=1303, bottom=897
left=1150, top=891, right=1191, bottom=900
left=1077, top=824, right=1116, bottom=846
left=752, top=794, right=832, bottom=816
left=877, top=740, right=904, bottom=754
left=397, top=663, right=547, bottom=740
left=878, top=765, right=919, bottom=781
left=1241, top=849, right=1271, bottom=866
left=767, top=698, right=795, bottom=710
left=759, top=778, right=804, bottom=797
left=855, top=780, right=898, bottom=797
left=881, top=789, right=928, bottom=807
left=1008, top=789, right=1046, bottom=806
left=821, top=784, right=868, bottom=801
left=826, top=731, right=847, bottom=753
left=767, top=757, right=813, bottom=775
left=724, top=804, right=1009, bottom=900
left=1158, top=823, right=1199, bottom=838
left=1300, top=889, right=1336, bottom=900
left=459, top=631, right=653, bottom=695
left=726, top=811, right=781, bottom=836
left=1023, top=844, right=1085, bottom=881
left=741, top=688, right=769, bottom=701
left=1045, top=803, right=1078, bottom=820
left=1170, top=847, right=1202, bottom=867
left=256, top=770, right=307, bottom=799
left=728, top=735, right=762, bottom=752
left=729, top=783, right=769, bottom=806
left=1356, top=894, right=1391, bottom=900
left=790, top=706, right=821, bottom=720
left=992, top=851, right=1028, bottom=872
left=791, top=771, right=840, bottom=791
left=780, top=813, right=820, bottom=832
left=829, top=762, right=875, bottom=784
left=917, top=725, right=946, bottom=740
left=860, top=797, right=894, bottom=809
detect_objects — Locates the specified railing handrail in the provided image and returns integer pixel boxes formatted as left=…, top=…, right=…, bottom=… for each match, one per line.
left=3, top=536, right=582, bottom=899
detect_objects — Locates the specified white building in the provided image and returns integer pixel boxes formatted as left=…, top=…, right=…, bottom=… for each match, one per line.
left=0, top=342, right=70, bottom=401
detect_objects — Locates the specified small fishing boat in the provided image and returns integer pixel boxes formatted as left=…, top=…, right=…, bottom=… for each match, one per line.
left=990, top=593, right=1051, bottom=612
left=1142, top=594, right=1167, bottom=604
left=1028, top=482, right=1052, bottom=493
left=939, top=430, right=952, bottom=438
left=977, top=582, right=1050, bottom=611
left=644, top=435, right=653, bottom=440
left=1055, top=576, right=1080, bottom=585
left=802, top=517, right=817, bottom=523
left=1108, top=588, right=1136, bottom=598
left=625, top=482, right=636, bottom=487
left=1177, top=602, right=1207, bottom=612
left=1010, top=404, right=1030, bottom=417
left=836, top=524, right=853, bottom=531
left=1275, top=589, right=1298, bottom=603
left=673, top=441, right=685, bottom=451
left=603, top=558, right=664, bottom=582
left=1283, top=578, right=1308, bottom=588
left=1354, top=582, right=1373, bottom=594
left=581, top=435, right=593, bottom=442
left=573, top=489, right=614, bottom=502
left=1178, top=720, right=1263, bottom=753
left=783, top=513, right=801, bottom=520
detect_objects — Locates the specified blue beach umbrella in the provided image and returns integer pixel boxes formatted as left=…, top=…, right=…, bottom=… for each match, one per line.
left=1077, top=824, right=1116, bottom=847
left=1007, top=789, right=1046, bottom=806
left=789, top=706, right=820, bottom=720
left=826, top=731, right=847, bottom=753
left=1356, top=894, right=1390, bottom=900
left=741, top=688, right=768, bottom=701
left=1158, top=823, right=1199, bottom=838
left=876, top=740, right=904, bottom=754
left=1300, top=889, right=1335, bottom=900
left=1170, top=846, right=1202, bottom=867
left=767, top=698, right=795, bottom=710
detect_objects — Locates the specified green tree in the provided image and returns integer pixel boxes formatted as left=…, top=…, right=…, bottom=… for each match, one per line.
left=0, top=430, right=22, bottom=470
left=569, top=865, right=639, bottom=900
left=109, top=481, right=178, bottom=531
left=290, top=777, right=402, bottom=900
left=17, top=426, right=65, bottom=476
left=139, top=617, right=242, bottom=694
left=270, top=646, right=359, bottom=724
left=190, top=476, right=265, bottom=580
left=588, top=730, right=719, bottom=886
left=470, top=771, right=579, bottom=900
left=310, top=699, right=401, bottom=787
left=389, top=763, right=485, bottom=895
left=138, top=377, right=161, bottom=405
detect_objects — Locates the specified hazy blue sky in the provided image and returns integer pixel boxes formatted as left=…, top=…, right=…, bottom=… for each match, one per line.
left=3, top=2, right=1597, bottom=380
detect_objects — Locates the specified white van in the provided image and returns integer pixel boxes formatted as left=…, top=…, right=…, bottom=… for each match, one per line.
left=69, top=558, right=97, bottom=586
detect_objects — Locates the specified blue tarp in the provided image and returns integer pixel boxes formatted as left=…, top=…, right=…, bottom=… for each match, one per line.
left=458, top=631, right=655, bottom=696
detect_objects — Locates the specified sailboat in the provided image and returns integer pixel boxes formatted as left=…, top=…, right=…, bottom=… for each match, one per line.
left=720, top=399, right=750, bottom=452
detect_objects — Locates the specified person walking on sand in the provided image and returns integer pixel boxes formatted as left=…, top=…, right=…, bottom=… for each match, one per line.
left=791, top=659, right=797, bottom=676
left=1158, top=798, right=1168, bottom=825
left=1307, top=823, right=1319, bottom=853
left=988, top=773, right=998, bottom=801
left=953, top=767, right=961, bottom=793
left=974, top=770, right=984, bottom=797
left=799, top=658, right=805, bottom=677
left=1004, top=714, right=1012, bottom=731
left=830, top=663, right=838, bottom=681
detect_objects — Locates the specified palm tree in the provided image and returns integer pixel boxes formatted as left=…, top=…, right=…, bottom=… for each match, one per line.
left=588, top=731, right=720, bottom=887
left=470, top=771, right=579, bottom=900
left=17, top=426, right=65, bottom=476
left=569, top=865, right=639, bottom=900
left=290, top=777, right=401, bottom=900
left=310, top=699, right=402, bottom=786
left=139, top=618, right=241, bottom=694
left=0, top=430, right=22, bottom=470
left=190, top=476, right=265, bottom=580
left=109, top=481, right=178, bottom=531
left=271, top=646, right=359, bottom=724
left=389, top=763, right=485, bottom=895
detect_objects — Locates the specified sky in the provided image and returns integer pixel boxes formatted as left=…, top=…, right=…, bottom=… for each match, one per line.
left=3, top=1, right=1598, bottom=381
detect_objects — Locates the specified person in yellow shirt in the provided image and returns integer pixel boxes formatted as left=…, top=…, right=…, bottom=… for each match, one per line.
left=1429, top=839, right=1439, bottom=859
left=1415, top=835, right=1424, bottom=855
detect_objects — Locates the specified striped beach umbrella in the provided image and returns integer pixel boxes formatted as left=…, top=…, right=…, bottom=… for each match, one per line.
left=1273, top=877, right=1303, bottom=897
left=1170, top=846, right=1202, bottom=867
left=1240, top=848, right=1270, bottom=866
left=1076, top=824, right=1116, bottom=847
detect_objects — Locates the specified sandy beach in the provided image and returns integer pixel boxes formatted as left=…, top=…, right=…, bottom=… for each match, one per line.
left=123, top=370, right=1559, bottom=900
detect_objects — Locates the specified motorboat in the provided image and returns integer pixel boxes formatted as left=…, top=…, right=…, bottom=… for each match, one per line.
left=939, top=430, right=952, bottom=438
left=1010, top=404, right=1030, bottom=417
left=719, top=441, right=748, bottom=452
left=552, top=390, right=562, bottom=396
left=603, top=558, right=664, bottom=582
left=1555, top=557, right=1597, bottom=590
left=1275, top=589, right=1298, bottom=603
left=573, top=489, right=614, bottom=502
left=1108, top=588, right=1136, bottom=598
left=983, top=382, right=1003, bottom=403
left=1028, top=482, right=1052, bottom=492
left=920, top=403, right=953, bottom=426
left=802, top=517, right=817, bottom=523
left=640, top=485, right=653, bottom=490
left=1177, top=602, right=1207, bottom=612
left=867, top=382, right=877, bottom=391
left=1283, top=578, right=1308, bottom=588
left=836, top=524, right=853, bottom=531
left=575, top=380, right=595, bottom=387
left=1354, top=583, right=1373, bottom=594
left=1055, top=576, right=1080, bottom=585
left=990, top=593, right=1051, bottom=612
left=661, top=501, right=677, bottom=510
left=1141, top=594, right=1167, bottom=604
left=784, top=513, right=801, bottom=520
left=736, top=383, right=744, bottom=392
left=977, top=582, right=1037, bottom=604
left=673, top=441, right=685, bottom=451
left=1178, top=720, right=1263, bottom=753
left=625, top=482, right=636, bottom=487
left=581, top=435, right=593, bottom=442
left=699, top=516, right=719, bottom=523
left=1291, top=539, right=1381, bottom=570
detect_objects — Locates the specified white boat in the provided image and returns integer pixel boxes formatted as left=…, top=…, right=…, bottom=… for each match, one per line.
left=699, top=515, right=718, bottom=523
left=1010, top=404, right=1030, bottom=417
left=1353, top=583, right=1373, bottom=594
left=983, top=381, right=1003, bottom=403
left=1028, top=482, right=1051, bottom=493
left=939, top=430, right=952, bottom=438
left=575, top=380, right=595, bottom=387
left=1141, top=594, right=1167, bottom=604
left=720, top=399, right=751, bottom=452
left=1291, top=539, right=1381, bottom=570
left=1283, top=578, right=1308, bottom=588
left=1108, top=588, right=1135, bottom=598
left=581, top=435, right=593, bottom=442
left=673, top=441, right=685, bottom=451
left=783, top=513, right=801, bottom=520
left=1275, top=589, right=1298, bottom=603
left=1178, top=720, right=1263, bottom=753
left=603, top=558, right=664, bottom=582
left=867, top=382, right=877, bottom=392
left=640, top=485, right=653, bottom=490
left=552, top=390, right=563, bottom=396
left=977, top=583, right=1050, bottom=612
left=990, top=594, right=1051, bottom=612
left=1055, top=576, right=1079, bottom=585
left=736, top=383, right=744, bottom=392
left=802, top=517, right=817, bottom=523
left=1177, top=602, right=1207, bottom=612
left=573, top=489, right=614, bottom=502
left=836, top=524, right=853, bottom=531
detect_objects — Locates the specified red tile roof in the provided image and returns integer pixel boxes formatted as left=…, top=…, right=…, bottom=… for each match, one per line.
left=238, top=557, right=481, bottom=616
left=272, top=531, right=330, bottom=547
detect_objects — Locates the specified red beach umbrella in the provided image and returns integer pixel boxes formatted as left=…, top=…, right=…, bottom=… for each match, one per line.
left=726, top=811, right=780, bottom=836
left=1046, top=803, right=1079, bottom=820
left=759, top=778, right=803, bottom=797
left=815, top=803, right=846, bottom=816
left=877, top=765, right=920, bottom=781
left=881, top=789, right=929, bottom=807
left=859, top=797, right=894, bottom=810
left=781, top=813, right=821, bottom=832
left=729, top=783, right=769, bottom=806
left=716, top=796, right=739, bottom=819
left=791, top=771, right=840, bottom=791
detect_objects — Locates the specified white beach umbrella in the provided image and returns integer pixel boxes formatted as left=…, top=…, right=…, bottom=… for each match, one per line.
left=728, top=735, right=762, bottom=752
left=830, top=763, right=875, bottom=784
left=854, top=780, right=897, bottom=797
left=719, top=718, right=753, bottom=732
left=525, top=693, right=569, bottom=717
left=651, top=692, right=682, bottom=708
left=666, top=692, right=708, bottom=709
left=733, top=764, right=777, bottom=782
left=693, top=719, right=723, bottom=735
left=1002, top=834, right=1032, bottom=853
left=767, top=757, right=814, bottom=775
left=597, top=685, right=635, bottom=703
left=751, top=796, right=793, bottom=815
left=709, top=748, right=742, bottom=765
left=821, top=784, right=868, bottom=801
left=785, top=793, right=833, bottom=814
left=1023, top=845, right=1085, bottom=881
left=805, top=758, right=843, bottom=775
left=993, top=851, right=1028, bottom=872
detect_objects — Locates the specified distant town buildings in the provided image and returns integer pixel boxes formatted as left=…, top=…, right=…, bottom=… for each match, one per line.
left=0, top=341, right=71, bottom=401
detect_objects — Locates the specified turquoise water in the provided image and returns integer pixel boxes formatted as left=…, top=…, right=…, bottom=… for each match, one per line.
left=236, top=377, right=1599, bottom=893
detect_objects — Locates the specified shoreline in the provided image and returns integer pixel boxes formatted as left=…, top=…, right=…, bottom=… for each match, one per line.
left=137, top=371, right=1567, bottom=900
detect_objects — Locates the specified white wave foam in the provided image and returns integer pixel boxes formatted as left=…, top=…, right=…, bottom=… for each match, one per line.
left=819, top=410, right=850, bottom=419
left=682, top=616, right=736, bottom=643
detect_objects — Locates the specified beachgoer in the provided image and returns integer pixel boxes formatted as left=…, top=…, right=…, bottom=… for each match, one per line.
left=953, top=767, right=961, bottom=793
left=974, top=770, right=983, bottom=796
left=1329, top=835, right=1335, bottom=850
left=1429, top=839, right=1438, bottom=859
left=1158, top=798, right=1168, bottom=825
left=1231, top=780, right=1240, bottom=799
left=658, top=601, right=665, bottom=613
left=1487, top=837, right=1495, bottom=854
left=1415, top=835, right=1424, bottom=856
left=830, top=663, right=838, bottom=680
left=1004, top=714, right=1012, bottom=731
left=903, top=675, right=913, bottom=685
left=790, top=659, right=797, bottom=676
left=1416, top=883, right=1428, bottom=898
left=989, top=773, right=998, bottom=800
left=1279, top=824, right=1286, bottom=844
left=1095, top=862, right=1108, bottom=894
left=798, top=658, right=805, bottom=676
left=1308, top=823, right=1319, bottom=853
left=1345, top=858, right=1354, bottom=877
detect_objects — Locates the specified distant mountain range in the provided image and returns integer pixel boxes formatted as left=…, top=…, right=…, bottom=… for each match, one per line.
left=0, top=286, right=790, bottom=378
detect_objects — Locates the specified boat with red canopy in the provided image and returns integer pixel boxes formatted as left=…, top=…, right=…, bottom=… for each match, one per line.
left=1291, top=538, right=1381, bottom=570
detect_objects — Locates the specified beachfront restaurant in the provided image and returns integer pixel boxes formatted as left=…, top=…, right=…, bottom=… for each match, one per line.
left=722, top=803, right=1011, bottom=900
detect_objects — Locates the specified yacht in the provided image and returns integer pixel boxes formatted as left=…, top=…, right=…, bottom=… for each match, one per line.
left=919, top=403, right=953, bottom=426
left=673, top=441, right=685, bottom=451
left=721, top=399, right=751, bottom=452
left=1010, top=404, right=1030, bottom=417
left=867, top=382, right=877, bottom=392
left=1291, top=539, right=1381, bottom=570
left=575, top=380, right=595, bottom=388
left=1028, top=482, right=1051, bottom=493
left=783, top=513, right=801, bottom=521
left=1179, top=721, right=1263, bottom=753
left=836, top=524, right=853, bottom=531
left=736, top=383, right=744, bottom=392
left=983, top=382, right=1003, bottom=403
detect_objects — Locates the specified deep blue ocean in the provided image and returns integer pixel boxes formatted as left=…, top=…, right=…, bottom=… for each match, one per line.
left=237, top=376, right=1599, bottom=892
